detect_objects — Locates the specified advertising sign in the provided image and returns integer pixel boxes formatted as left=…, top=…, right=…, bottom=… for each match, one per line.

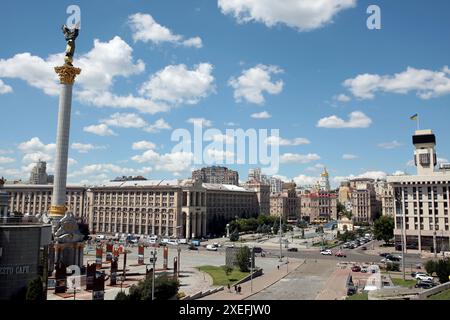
left=163, top=246, right=168, bottom=270
left=138, top=244, right=144, bottom=265
left=95, top=245, right=103, bottom=269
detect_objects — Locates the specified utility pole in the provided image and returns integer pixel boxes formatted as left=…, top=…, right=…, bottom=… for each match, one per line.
left=150, top=250, right=157, bottom=300
left=279, top=213, right=283, bottom=262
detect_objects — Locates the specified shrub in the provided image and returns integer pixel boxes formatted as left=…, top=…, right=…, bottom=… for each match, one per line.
left=386, top=262, right=400, bottom=272
left=425, top=260, right=437, bottom=276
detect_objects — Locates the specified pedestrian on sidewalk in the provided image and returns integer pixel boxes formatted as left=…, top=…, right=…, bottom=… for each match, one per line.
left=234, top=284, right=237, bottom=294
left=277, top=265, right=279, bottom=270
left=238, top=286, right=242, bottom=294
left=227, top=283, right=231, bottom=293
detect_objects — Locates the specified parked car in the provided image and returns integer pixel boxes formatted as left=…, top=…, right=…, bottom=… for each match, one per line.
left=167, top=240, right=179, bottom=246
left=379, top=253, right=390, bottom=257
left=206, top=244, right=218, bottom=251
left=320, top=249, right=332, bottom=256
left=415, top=273, right=433, bottom=282
left=415, top=280, right=435, bottom=289
left=361, top=266, right=368, bottom=273
left=351, top=265, right=361, bottom=272
left=361, top=246, right=367, bottom=251
left=287, top=247, right=298, bottom=252
left=178, top=238, right=188, bottom=245
left=188, top=245, right=198, bottom=251
left=335, top=251, right=347, bottom=258
left=253, top=247, right=263, bottom=254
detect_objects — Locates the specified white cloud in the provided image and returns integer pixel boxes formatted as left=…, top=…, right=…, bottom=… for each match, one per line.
left=187, top=118, right=213, bottom=127
left=132, top=150, right=194, bottom=174
left=378, top=140, right=402, bottom=149
left=343, top=66, right=450, bottom=100
left=140, top=63, right=215, bottom=105
left=342, top=154, right=358, bottom=160
left=266, top=136, right=310, bottom=146
left=229, top=64, right=283, bottom=104
left=0, top=79, right=12, bottom=94
left=83, top=124, right=117, bottom=136
left=438, top=157, right=449, bottom=165
left=0, top=149, right=13, bottom=155
left=144, top=118, right=172, bottom=133
left=293, top=174, right=318, bottom=186
left=129, top=13, right=203, bottom=48
left=18, top=137, right=55, bottom=154
left=334, top=171, right=387, bottom=184
left=100, top=113, right=148, bottom=129
left=206, top=149, right=235, bottom=162
left=132, top=141, right=157, bottom=151
left=305, top=163, right=325, bottom=172
left=392, top=170, right=407, bottom=176
left=0, top=156, right=15, bottom=164
left=71, top=143, right=106, bottom=154
left=317, top=111, right=372, bottom=129
left=334, top=93, right=351, bottom=102
left=251, top=111, right=272, bottom=119
left=280, top=153, right=321, bottom=164
left=218, top=0, right=357, bottom=32
left=69, top=163, right=152, bottom=179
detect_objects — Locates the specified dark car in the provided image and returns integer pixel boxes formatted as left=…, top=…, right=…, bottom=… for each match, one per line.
left=351, top=266, right=361, bottom=272
left=253, top=247, right=263, bottom=254
left=379, top=253, right=390, bottom=257
left=386, top=255, right=401, bottom=262
left=361, top=246, right=367, bottom=251
left=287, top=248, right=298, bottom=252
left=188, top=245, right=198, bottom=251
left=415, top=281, right=435, bottom=289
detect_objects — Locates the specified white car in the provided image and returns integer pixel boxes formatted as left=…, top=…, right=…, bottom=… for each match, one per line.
left=179, top=239, right=188, bottom=244
left=415, top=273, right=433, bottom=282
left=168, top=240, right=179, bottom=246
left=161, top=238, right=169, bottom=244
left=320, top=249, right=332, bottom=255
left=206, top=244, right=218, bottom=251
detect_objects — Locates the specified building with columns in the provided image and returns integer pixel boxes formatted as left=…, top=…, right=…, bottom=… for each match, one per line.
left=387, top=129, right=450, bottom=253
left=2, top=184, right=86, bottom=219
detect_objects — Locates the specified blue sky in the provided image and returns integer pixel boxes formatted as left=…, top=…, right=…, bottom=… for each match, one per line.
left=1, top=0, right=450, bottom=186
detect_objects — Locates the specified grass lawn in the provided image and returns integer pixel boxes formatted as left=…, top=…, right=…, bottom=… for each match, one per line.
left=197, top=266, right=250, bottom=286
left=427, top=289, right=450, bottom=300
left=391, top=278, right=416, bottom=288
left=346, top=292, right=369, bottom=300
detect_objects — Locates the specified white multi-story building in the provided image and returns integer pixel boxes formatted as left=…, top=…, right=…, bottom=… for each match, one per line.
left=387, top=129, right=450, bottom=253
left=269, top=177, right=283, bottom=194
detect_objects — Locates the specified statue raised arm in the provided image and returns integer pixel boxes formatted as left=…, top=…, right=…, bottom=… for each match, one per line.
left=62, top=25, right=79, bottom=66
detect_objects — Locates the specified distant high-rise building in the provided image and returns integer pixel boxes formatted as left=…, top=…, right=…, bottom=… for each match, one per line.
left=248, top=168, right=269, bottom=185
left=29, top=160, right=51, bottom=185
left=269, top=177, right=283, bottom=194
left=192, top=166, right=239, bottom=186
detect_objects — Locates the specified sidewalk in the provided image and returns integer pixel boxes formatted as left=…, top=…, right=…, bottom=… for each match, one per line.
left=200, top=259, right=304, bottom=300
left=315, top=268, right=351, bottom=300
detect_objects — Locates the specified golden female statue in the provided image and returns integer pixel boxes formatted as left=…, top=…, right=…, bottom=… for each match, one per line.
left=62, top=25, right=79, bottom=66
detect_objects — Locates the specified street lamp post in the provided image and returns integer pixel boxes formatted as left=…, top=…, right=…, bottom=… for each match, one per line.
left=150, top=250, right=158, bottom=301
left=250, top=247, right=254, bottom=293
left=176, top=226, right=182, bottom=278
left=279, top=214, right=283, bottom=262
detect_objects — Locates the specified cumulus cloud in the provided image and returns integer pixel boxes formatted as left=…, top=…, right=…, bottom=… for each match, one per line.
left=132, top=150, right=194, bottom=174
left=280, top=153, right=321, bottom=164
left=229, top=64, right=283, bottom=104
left=218, top=0, right=357, bottom=32
left=293, top=174, right=318, bottom=186
left=71, top=143, right=106, bottom=154
left=0, top=156, right=15, bottom=165
left=140, top=63, right=215, bottom=105
left=265, top=136, right=310, bottom=146
left=343, top=66, right=450, bottom=100
left=144, top=118, right=172, bottom=133
left=100, top=113, right=148, bottom=129
left=187, top=118, right=213, bottom=127
left=378, top=140, right=402, bottom=149
left=334, top=93, right=351, bottom=102
left=69, top=163, right=152, bottom=180
left=317, top=111, right=372, bottom=129
left=129, top=13, right=203, bottom=48
left=132, top=140, right=157, bottom=151
left=342, top=154, right=358, bottom=160
left=83, top=124, right=117, bottom=136
left=0, top=79, right=12, bottom=94
left=251, top=111, right=272, bottom=119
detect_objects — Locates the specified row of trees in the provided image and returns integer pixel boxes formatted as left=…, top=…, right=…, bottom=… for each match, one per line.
left=228, top=215, right=292, bottom=242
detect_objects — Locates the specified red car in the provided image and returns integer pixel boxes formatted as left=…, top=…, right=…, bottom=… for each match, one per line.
left=351, top=265, right=361, bottom=272
left=335, top=251, right=347, bottom=258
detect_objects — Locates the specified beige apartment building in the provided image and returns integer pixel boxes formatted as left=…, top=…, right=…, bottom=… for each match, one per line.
left=3, top=184, right=86, bottom=218
left=349, top=178, right=381, bottom=223
left=270, top=183, right=299, bottom=221
left=299, top=189, right=338, bottom=222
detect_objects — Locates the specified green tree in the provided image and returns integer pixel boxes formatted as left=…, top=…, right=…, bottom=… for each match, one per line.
left=122, top=273, right=180, bottom=301
left=222, top=265, right=233, bottom=277
left=424, top=260, right=437, bottom=276
left=230, top=228, right=240, bottom=242
left=25, top=277, right=45, bottom=301
left=373, top=216, right=394, bottom=244
left=435, top=259, right=450, bottom=284
left=236, top=246, right=250, bottom=272
left=115, top=291, right=129, bottom=300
